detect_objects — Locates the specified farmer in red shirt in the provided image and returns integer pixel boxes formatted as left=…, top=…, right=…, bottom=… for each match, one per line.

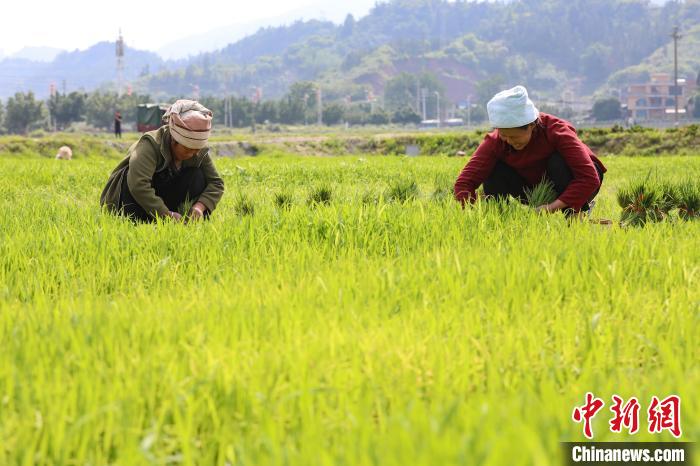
left=454, top=86, right=606, bottom=214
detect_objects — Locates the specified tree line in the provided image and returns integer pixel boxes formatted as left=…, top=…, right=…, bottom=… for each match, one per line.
left=0, top=91, right=154, bottom=134
left=2, top=77, right=697, bottom=134
left=0, top=78, right=444, bottom=135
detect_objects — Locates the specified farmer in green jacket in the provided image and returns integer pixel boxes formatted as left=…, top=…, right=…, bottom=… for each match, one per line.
left=100, top=100, right=224, bottom=222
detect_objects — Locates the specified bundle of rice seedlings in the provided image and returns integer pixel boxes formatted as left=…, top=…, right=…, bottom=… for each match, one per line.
left=387, top=178, right=419, bottom=203
left=524, top=178, right=557, bottom=208
left=674, top=180, right=700, bottom=221
left=658, top=181, right=678, bottom=215
left=234, top=194, right=255, bottom=216
left=616, top=179, right=663, bottom=227
left=274, top=190, right=294, bottom=210
left=307, top=185, right=333, bottom=206
left=178, top=197, right=195, bottom=218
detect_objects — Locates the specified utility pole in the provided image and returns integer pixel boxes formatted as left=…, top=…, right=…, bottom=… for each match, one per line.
left=435, top=91, right=441, bottom=127
left=116, top=29, right=125, bottom=97
left=224, top=96, right=229, bottom=128
left=467, top=95, right=471, bottom=129
left=316, top=85, right=323, bottom=125
left=421, top=88, right=427, bottom=121
left=415, top=78, right=421, bottom=115
left=49, top=82, right=56, bottom=132
left=250, top=86, right=258, bottom=134
left=671, top=26, right=682, bottom=125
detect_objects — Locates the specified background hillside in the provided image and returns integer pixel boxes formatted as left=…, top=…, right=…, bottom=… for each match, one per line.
left=136, top=0, right=700, bottom=104
left=1, top=0, right=699, bottom=105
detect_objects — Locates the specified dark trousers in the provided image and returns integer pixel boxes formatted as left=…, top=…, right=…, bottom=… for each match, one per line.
left=483, top=153, right=604, bottom=212
left=118, top=167, right=206, bottom=222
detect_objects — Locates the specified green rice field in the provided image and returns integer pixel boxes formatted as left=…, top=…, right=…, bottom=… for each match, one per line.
left=0, top=152, right=698, bottom=465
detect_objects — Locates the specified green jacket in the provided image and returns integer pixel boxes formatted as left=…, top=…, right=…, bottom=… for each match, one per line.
left=100, top=127, right=224, bottom=217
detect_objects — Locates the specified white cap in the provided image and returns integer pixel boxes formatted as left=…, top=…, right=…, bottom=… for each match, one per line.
left=487, top=85, right=539, bottom=128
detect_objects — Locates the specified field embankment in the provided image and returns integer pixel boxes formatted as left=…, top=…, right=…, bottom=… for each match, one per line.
left=2, top=124, right=700, bottom=158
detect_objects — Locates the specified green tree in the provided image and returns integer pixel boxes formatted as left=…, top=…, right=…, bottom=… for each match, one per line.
left=539, top=104, right=575, bottom=121
left=592, top=98, right=622, bottom=121
left=230, top=97, right=253, bottom=127
left=280, top=81, right=317, bottom=124
left=384, top=72, right=444, bottom=118
left=340, top=14, right=355, bottom=38
left=86, top=92, right=119, bottom=129
left=0, top=99, right=4, bottom=134
left=4, top=92, right=44, bottom=134
left=384, top=73, right=418, bottom=112
left=475, top=75, right=506, bottom=106
left=392, top=106, right=421, bottom=125
left=257, top=101, right=279, bottom=124
left=368, top=110, right=390, bottom=126
left=48, top=92, right=87, bottom=130
left=345, top=104, right=371, bottom=126
left=322, top=102, right=345, bottom=125
left=85, top=92, right=152, bottom=130
left=198, top=96, right=226, bottom=125
left=580, top=43, right=614, bottom=85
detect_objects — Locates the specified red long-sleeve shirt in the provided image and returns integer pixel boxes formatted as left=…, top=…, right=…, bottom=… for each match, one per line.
left=454, top=113, right=606, bottom=210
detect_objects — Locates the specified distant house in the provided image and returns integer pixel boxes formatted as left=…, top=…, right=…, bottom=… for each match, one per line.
left=624, top=73, right=697, bottom=121
left=444, top=118, right=464, bottom=127
left=420, top=119, right=440, bottom=129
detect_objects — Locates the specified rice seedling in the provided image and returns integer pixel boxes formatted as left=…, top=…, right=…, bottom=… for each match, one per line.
left=431, top=185, right=452, bottom=201
left=234, top=193, right=256, bottom=216
left=431, top=174, right=454, bottom=202
left=616, top=177, right=700, bottom=225
left=274, top=190, right=294, bottom=210
left=617, top=178, right=664, bottom=226
left=387, top=178, right=420, bottom=202
left=524, top=178, right=557, bottom=207
left=658, top=181, right=678, bottom=215
left=307, top=184, right=333, bottom=206
left=0, top=153, right=698, bottom=466
left=361, top=189, right=381, bottom=205
left=674, top=179, right=700, bottom=221
left=177, top=196, right=195, bottom=218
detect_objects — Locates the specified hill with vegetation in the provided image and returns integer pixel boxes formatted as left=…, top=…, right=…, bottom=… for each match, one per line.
left=136, top=0, right=700, bottom=105
left=605, top=22, right=700, bottom=91
left=2, top=0, right=700, bottom=110
left=0, top=43, right=164, bottom=99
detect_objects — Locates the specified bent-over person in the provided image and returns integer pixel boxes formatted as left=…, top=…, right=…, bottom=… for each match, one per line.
left=100, top=100, right=224, bottom=222
left=454, top=86, right=606, bottom=216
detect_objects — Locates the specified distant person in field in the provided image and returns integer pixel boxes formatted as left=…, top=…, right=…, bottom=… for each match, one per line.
left=55, top=145, right=73, bottom=160
left=100, top=100, right=225, bottom=222
left=114, top=111, right=122, bottom=138
left=454, top=86, right=606, bottom=215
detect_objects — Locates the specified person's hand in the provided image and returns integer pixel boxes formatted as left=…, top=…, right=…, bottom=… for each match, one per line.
left=535, top=199, right=567, bottom=213
left=167, top=211, right=183, bottom=221
left=188, top=202, right=207, bottom=221
left=535, top=204, right=552, bottom=214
